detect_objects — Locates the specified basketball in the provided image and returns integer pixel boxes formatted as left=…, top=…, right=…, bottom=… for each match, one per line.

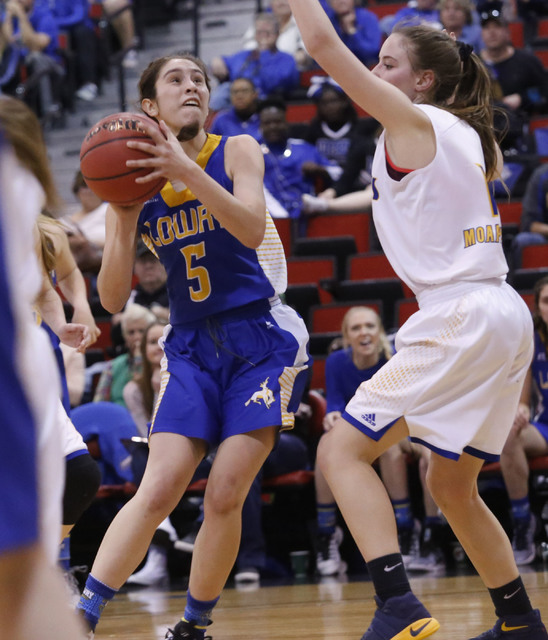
left=80, top=112, right=168, bottom=206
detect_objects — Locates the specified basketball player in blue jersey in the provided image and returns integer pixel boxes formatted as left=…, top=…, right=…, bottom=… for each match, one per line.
left=288, top=1, right=547, bottom=639
left=76, top=52, right=310, bottom=640
left=499, top=276, right=548, bottom=565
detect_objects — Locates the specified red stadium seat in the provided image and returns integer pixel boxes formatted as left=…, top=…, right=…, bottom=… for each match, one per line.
left=521, top=245, right=548, bottom=269
left=307, top=212, right=371, bottom=254
left=287, top=256, right=336, bottom=304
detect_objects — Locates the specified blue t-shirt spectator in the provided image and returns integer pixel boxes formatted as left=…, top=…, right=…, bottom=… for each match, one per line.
left=209, top=108, right=262, bottom=140
left=222, top=48, right=299, bottom=100
left=320, top=0, right=381, bottom=65
left=325, top=348, right=387, bottom=413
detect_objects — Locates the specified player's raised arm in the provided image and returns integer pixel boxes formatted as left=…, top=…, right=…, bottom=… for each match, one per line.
left=287, top=0, right=435, bottom=169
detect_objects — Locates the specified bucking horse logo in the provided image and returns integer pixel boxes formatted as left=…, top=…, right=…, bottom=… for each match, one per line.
left=245, top=377, right=275, bottom=409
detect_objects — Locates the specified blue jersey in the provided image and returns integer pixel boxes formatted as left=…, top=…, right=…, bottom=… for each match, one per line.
left=0, top=140, right=39, bottom=552
left=531, top=331, right=548, bottom=424
left=325, top=348, right=387, bottom=414
left=138, top=134, right=287, bottom=325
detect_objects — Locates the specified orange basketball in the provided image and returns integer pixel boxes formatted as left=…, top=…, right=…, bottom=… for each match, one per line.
left=79, top=112, right=168, bottom=206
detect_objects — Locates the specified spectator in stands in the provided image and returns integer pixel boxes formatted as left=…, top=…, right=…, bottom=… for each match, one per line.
left=108, top=240, right=169, bottom=353
left=439, top=0, right=484, bottom=53
left=499, top=275, right=548, bottom=565
left=319, top=0, right=381, bottom=66
left=101, top=0, right=139, bottom=69
left=380, top=0, right=442, bottom=36
left=128, top=242, right=169, bottom=314
left=208, top=77, right=262, bottom=140
left=301, top=76, right=376, bottom=185
left=480, top=7, right=548, bottom=150
left=258, top=96, right=338, bottom=225
left=123, top=318, right=167, bottom=438
left=0, top=0, right=64, bottom=122
left=209, top=12, right=299, bottom=111
left=315, top=307, right=445, bottom=576
left=50, top=0, right=99, bottom=102
left=511, top=164, right=548, bottom=268
left=94, top=304, right=156, bottom=408
left=241, top=0, right=313, bottom=70
left=62, top=170, right=107, bottom=275
left=302, top=76, right=357, bottom=169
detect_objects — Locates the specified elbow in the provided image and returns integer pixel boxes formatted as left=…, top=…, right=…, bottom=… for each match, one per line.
left=99, top=295, right=126, bottom=315
left=304, top=33, right=328, bottom=61
left=245, top=218, right=267, bottom=249
left=243, top=230, right=265, bottom=250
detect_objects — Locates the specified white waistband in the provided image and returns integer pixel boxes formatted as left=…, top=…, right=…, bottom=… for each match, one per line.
left=416, top=277, right=505, bottom=309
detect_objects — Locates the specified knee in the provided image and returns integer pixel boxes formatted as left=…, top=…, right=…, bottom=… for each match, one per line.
left=317, top=430, right=357, bottom=481
left=203, top=474, right=246, bottom=518
left=425, top=468, right=477, bottom=511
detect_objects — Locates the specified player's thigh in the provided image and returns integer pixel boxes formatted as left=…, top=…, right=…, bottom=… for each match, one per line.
left=426, top=451, right=484, bottom=507
left=139, top=432, right=207, bottom=508
left=205, top=426, right=278, bottom=511
left=319, top=416, right=410, bottom=472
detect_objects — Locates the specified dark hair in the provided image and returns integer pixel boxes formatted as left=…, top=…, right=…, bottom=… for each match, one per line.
left=139, top=51, right=211, bottom=103
left=257, top=96, right=287, bottom=114
left=0, top=96, right=61, bottom=212
left=72, top=169, right=87, bottom=195
left=533, top=275, right=548, bottom=350
left=136, top=319, right=167, bottom=419
left=394, top=25, right=499, bottom=181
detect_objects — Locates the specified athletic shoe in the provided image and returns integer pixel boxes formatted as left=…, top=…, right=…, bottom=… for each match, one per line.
left=76, top=83, right=98, bottom=101
left=408, top=526, right=445, bottom=573
left=165, top=619, right=212, bottom=640
left=234, top=567, right=260, bottom=583
left=361, top=592, right=440, bottom=639
left=126, top=545, right=168, bottom=586
left=511, top=515, right=537, bottom=565
left=316, top=526, right=345, bottom=576
left=174, top=528, right=198, bottom=554
left=467, top=609, right=548, bottom=639
left=122, top=49, right=138, bottom=69
left=398, top=521, right=421, bottom=568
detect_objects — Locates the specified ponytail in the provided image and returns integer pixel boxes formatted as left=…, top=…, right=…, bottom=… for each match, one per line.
left=396, top=26, right=499, bottom=181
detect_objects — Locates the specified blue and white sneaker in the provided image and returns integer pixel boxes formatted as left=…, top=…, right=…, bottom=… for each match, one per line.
left=468, top=609, right=548, bottom=639
left=361, top=592, right=440, bottom=640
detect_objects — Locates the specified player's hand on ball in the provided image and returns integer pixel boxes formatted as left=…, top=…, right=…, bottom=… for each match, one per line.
left=126, top=119, right=193, bottom=186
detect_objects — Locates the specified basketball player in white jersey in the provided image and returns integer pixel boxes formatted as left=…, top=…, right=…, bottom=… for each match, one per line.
left=287, top=2, right=548, bottom=640
left=0, top=106, right=88, bottom=639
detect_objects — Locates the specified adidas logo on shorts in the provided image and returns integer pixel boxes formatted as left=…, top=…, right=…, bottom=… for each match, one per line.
left=361, top=413, right=376, bottom=426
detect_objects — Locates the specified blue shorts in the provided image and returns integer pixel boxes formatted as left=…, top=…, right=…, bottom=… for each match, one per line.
left=532, top=420, right=548, bottom=445
left=150, top=297, right=310, bottom=447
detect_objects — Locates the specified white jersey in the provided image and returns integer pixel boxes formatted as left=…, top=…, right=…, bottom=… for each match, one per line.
left=371, top=104, right=508, bottom=298
left=0, top=151, right=64, bottom=563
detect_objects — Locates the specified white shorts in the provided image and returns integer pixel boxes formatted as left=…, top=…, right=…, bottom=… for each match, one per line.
left=57, top=400, right=88, bottom=459
left=343, top=279, right=533, bottom=461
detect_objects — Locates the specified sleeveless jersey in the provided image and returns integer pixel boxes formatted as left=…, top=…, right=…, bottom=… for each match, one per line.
left=371, top=104, right=508, bottom=297
left=138, top=134, right=287, bottom=325
left=531, top=331, right=548, bottom=424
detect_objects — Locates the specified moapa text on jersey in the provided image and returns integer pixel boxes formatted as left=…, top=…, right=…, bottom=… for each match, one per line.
left=144, top=204, right=221, bottom=246
left=463, top=223, right=501, bottom=248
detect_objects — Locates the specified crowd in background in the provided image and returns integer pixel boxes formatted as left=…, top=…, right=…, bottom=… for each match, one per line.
left=4, top=0, right=548, bottom=591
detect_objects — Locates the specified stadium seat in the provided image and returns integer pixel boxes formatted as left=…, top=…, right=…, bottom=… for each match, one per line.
left=287, top=256, right=336, bottom=304
left=521, top=244, right=548, bottom=269
left=306, top=212, right=370, bottom=254
left=293, top=236, right=357, bottom=281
